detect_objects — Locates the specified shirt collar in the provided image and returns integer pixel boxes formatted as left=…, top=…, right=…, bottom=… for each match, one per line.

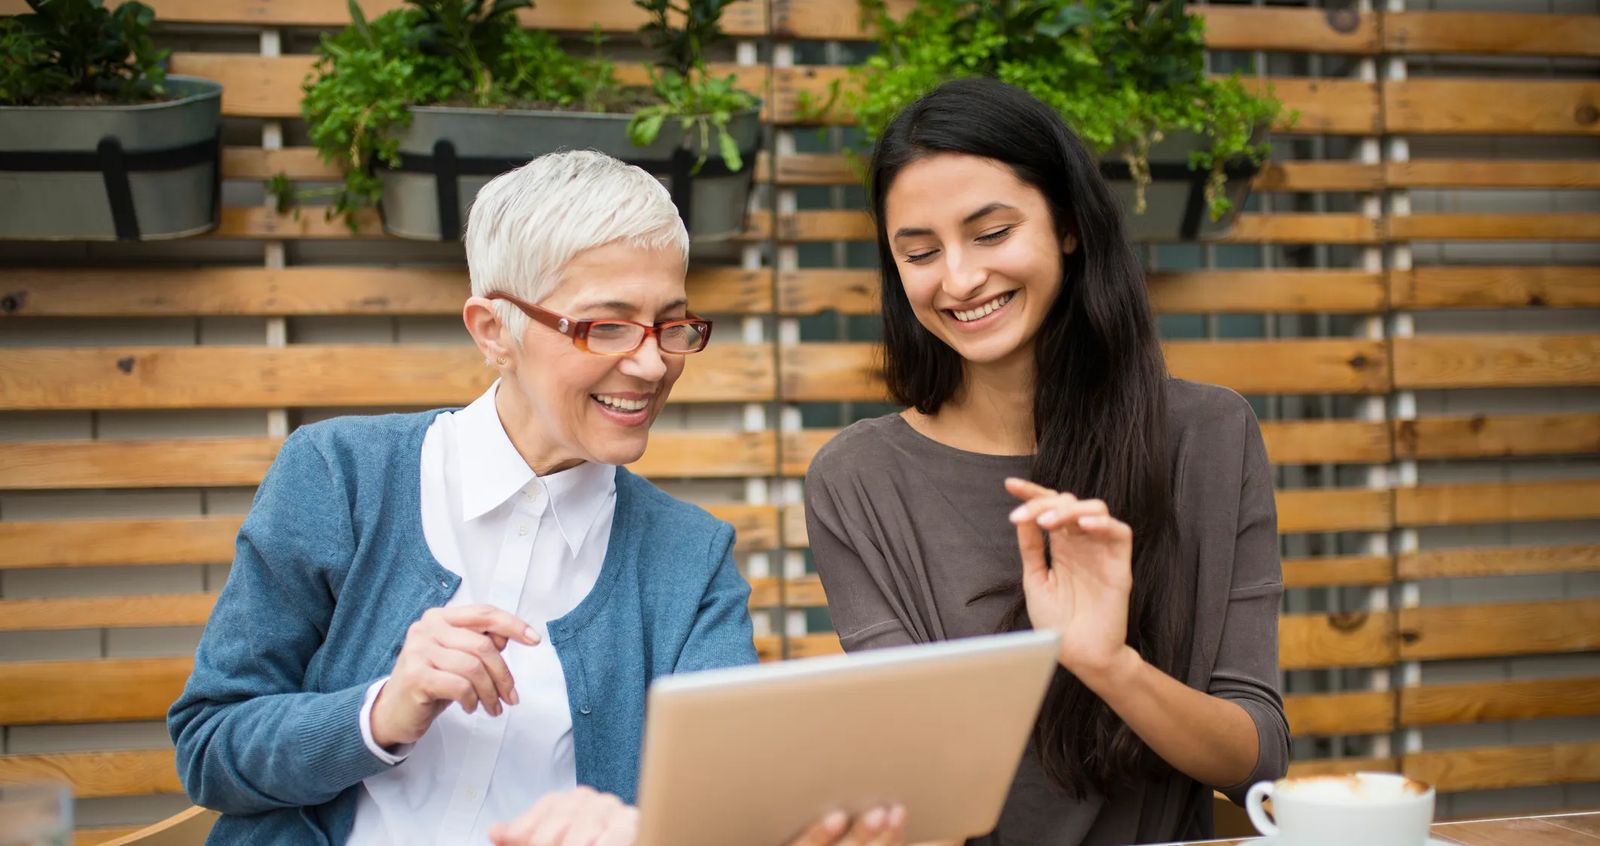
left=455, top=382, right=617, bottom=555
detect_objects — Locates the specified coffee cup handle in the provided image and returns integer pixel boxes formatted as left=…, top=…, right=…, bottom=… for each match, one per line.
left=1245, top=780, right=1279, bottom=837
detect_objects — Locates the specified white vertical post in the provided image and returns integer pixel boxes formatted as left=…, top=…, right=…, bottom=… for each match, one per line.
left=261, top=28, right=289, bottom=441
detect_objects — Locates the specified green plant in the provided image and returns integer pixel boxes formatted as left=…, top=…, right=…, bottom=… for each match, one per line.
left=301, top=0, right=621, bottom=227
left=626, top=0, right=759, bottom=172
left=0, top=0, right=167, bottom=106
left=847, top=0, right=1286, bottom=220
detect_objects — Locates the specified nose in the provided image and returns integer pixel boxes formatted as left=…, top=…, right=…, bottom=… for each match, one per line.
left=942, top=246, right=989, bottom=303
left=618, top=335, right=668, bottom=382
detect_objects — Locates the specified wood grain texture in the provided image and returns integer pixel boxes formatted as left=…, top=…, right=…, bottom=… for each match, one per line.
left=1405, top=742, right=1600, bottom=793
left=1398, top=600, right=1600, bottom=661
left=1402, top=677, right=1600, bottom=727
left=0, top=437, right=283, bottom=490
left=1393, top=335, right=1600, bottom=390
left=1389, top=214, right=1600, bottom=242
left=1282, top=554, right=1393, bottom=588
left=0, top=658, right=192, bottom=725
left=1386, top=161, right=1600, bottom=190
left=1396, top=413, right=1600, bottom=459
left=1384, top=80, right=1600, bottom=136
left=1279, top=610, right=1396, bottom=670
left=1398, top=544, right=1600, bottom=580
left=1285, top=690, right=1396, bottom=737
left=0, top=517, right=243, bottom=570
left=0, top=593, right=217, bottom=633
left=1391, top=266, right=1600, bottom=310
left=1385, top=11, right=1600, bottom=57
left=0, top=344, right=775, bottom=409
left=1397, top=480, right=1600, bottom=527
left=0, top=749, right=181, bottom=798
left=104, top=0, right=767, bottom=33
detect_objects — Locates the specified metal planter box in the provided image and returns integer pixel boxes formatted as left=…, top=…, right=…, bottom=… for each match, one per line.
left=1104, top=131, right=1262, bottom=242
left=379, top=105, right=762, bottom=242
left=0, top=76, right=222, bottom=241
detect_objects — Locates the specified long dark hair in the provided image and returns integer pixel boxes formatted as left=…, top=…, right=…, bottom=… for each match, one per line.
left=867, top=78, right=1190, bottom=799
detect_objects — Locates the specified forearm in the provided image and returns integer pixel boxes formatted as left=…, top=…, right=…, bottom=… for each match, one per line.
left=1079, top=646, right=1261, bottom=790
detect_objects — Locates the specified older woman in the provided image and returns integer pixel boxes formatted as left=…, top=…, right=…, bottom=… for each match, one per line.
left=169, top=151, right=905, bottom=846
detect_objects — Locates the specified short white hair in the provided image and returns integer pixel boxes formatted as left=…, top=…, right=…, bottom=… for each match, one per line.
left=464, top=149, right=690, bottom=340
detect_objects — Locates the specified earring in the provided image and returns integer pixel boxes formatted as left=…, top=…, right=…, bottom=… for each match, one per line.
left=496, top=357, right=507, bottom=366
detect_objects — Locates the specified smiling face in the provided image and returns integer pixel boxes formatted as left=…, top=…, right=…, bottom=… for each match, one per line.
left=883, top=153, right=1077, bottom=369
left=468, top=240, right=690, bottom=473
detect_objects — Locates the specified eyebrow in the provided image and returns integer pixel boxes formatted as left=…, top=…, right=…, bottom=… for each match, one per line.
left=574, top=298, right=690, bottom=316
left=892, top=202, right=1019, bottom=240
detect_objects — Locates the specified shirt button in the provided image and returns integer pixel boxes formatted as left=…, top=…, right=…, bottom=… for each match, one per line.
left=464, top=786, right=479, bottom=800
left=517, top=525, right=529, bottom=536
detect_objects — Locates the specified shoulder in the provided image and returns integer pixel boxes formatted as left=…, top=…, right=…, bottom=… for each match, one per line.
left=806, top=414, right=904, bottom=486
left=1164, top=378, right=1259, bottom=442
left=615, top=468, right=733, bottom=553
left=286, top=410, right=448, bottom=473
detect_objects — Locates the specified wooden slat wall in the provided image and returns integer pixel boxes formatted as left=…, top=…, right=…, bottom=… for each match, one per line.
left=1, top=0, right=1596, bottom=829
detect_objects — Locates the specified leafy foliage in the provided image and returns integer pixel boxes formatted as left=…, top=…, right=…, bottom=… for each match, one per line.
left=846, top=0, right=1286, bottom=219
left=299, top=0, right=757, bottom=228
left=626, top=0, right=757, bottom=173
left=0, top=0, right=168, bottom=106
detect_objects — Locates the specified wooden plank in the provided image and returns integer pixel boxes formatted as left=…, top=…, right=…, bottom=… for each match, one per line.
left=167, top=53, right=762, bottom=119
left=1277, top=488, right=1394, bottom=534
left=747, top=577, right=780, bottom=608
left=1389, top=214, right=1600, bottom=242
left=75, top=828, right=142, bottom=846
left=1, top=267, right=772, bottom=317
left=1404, top=742, right=1600, bottom=794
left=1253, top=161, right=1384, bottom=193
left=770, top=67, right=1375, bottom=134
left=0, top=594, right=217, bottom=633
left=771, top=209, right=1380, bottom=244
left=784, top=575, right=829, bottom=608
left=1287, top=756, right=1398, bottom=778
left=1393, top=335, right=1600, bottom=390
left=224, top=146, right=340, bottom=181
left=779, top=340, right=1390, bottom=401
left=0, top=344, right=776, bottom=410
left=1384, top=80, right=1600, bottom=136
left=702, top=505, right=781, bottom=554
left=0, top=437, right=282, bottom=490
left=1258, top=420, right=1392, bottom=465
left=1285, top=690, right=1395, bottom=737
left=1396, top=413, right=1600, bottom=460
left=0, top=749, right=180, bottom=799
left=1398, top=544, right=1600, bottom=580
left=771, top=1, right=1377, bottom=53
left=1385, top=11, right=1600, bottom=58
left=1386, top=161, right=1600, bottom=190
left=1279, top=610, right=1396, bottom=670
left=1398, top=600, right=1600, bottom=661
left=1397, top=480, right=1600, bottom=527
left=210, top=206, right=387, bottom=239
left=775, top=269, right=1388, bottom=316
left=0, top=658, right=191, bottom=725
left=1392, top=266, right=1600, bottom=310
left=130, top=0, right=768, bottom=34
left=1435, top=816, right=1600, bottom=845
left=1282, top=554, right=1393, bottom=589
left=788, top=633, right=845, bottom=659
left=0, top=517, right=243, bottom=570
left=1402, top=677, right=1600, bottom=728
left=1165, top=339, right=1391, bottom=395
left=630, top=431, right=779, bottom=478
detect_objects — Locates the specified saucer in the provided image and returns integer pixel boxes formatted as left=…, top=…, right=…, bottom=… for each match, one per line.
left=1248, top=831, right=1465, bottom=838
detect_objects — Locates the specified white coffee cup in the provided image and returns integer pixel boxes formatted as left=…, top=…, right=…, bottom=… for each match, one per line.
left=1245, top=772, right=1434, bottom=846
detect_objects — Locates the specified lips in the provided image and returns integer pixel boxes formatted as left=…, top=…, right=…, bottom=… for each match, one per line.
left=946, top=291, right=1015, bottom=324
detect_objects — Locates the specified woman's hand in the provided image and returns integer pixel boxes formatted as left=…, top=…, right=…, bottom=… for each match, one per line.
left=1005, top=477, right=1136, bottom=680
left=370, top=604, right=540, bottom=749
left=788, top=805, right=907, bottom=846
left=489, top=786, right=638, bottom=846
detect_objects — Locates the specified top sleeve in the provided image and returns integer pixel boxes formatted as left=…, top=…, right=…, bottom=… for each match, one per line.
left=672, top=520, right=760, bottom=673
left=167, top=430, right=393, bottom=815
left=804, top=457, right=916, bottom=652
left=1210, top=409, right=1292, bottom=803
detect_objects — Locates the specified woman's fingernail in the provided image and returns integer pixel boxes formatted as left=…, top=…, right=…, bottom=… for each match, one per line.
left=1009, top=505, right=1029, bottom=521
left=508, top=687, right=520, bottom=706
left=1037, top=510, right=1059, bottom=525
left=889, top=805, right=907, bottom=827
left=524, top=627, right=538, bottom=643
left=824, top=811, right=847, bottom=834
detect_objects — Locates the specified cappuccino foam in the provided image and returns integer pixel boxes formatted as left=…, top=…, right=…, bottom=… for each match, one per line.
left=1277, top=774, right=1429, bottom=803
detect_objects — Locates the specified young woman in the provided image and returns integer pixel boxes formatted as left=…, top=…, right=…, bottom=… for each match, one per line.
left=805, top=79, right=1289, bottom=845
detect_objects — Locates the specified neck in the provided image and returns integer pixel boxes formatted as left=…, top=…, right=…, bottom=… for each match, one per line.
left=907, top=346, right=1037, bottom=456
left=494, top=380, right=584, bottom=476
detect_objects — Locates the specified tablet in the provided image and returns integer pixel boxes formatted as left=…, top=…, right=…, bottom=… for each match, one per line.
left=635, top=629, right=1061, bottom=845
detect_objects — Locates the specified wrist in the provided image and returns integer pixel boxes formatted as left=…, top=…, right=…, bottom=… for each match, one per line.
left=1075, top=644, right=1143, bottom=693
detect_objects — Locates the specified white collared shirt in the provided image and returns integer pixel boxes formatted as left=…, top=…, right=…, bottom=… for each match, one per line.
left=348, top=382, right=617, bottom=845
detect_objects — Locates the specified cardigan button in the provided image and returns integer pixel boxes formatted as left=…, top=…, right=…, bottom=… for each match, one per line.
left=580, top=706, right=592, bottom=716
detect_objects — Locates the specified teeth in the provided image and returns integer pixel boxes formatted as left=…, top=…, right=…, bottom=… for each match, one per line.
left=594, top=395, right=648, bottom=412
left=951, top=292, right=1013, bottom=322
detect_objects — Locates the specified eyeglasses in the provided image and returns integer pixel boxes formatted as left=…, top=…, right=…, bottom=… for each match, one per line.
left=487, top=292, right=713, bottom=356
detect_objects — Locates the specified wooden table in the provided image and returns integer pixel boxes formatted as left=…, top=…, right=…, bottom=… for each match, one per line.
left=1170, top=811, right=1600, bottom=845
